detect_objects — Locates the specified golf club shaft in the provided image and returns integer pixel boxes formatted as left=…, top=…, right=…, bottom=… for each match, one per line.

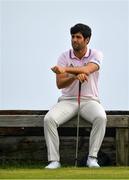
left=75, top=81, right=81, bottom=167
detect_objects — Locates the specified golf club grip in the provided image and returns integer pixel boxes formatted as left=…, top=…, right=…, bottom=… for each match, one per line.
left=78, top=81, right=81, bottom=104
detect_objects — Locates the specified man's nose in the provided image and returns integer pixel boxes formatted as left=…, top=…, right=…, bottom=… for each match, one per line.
left=72, top=37, right=77, bottom=42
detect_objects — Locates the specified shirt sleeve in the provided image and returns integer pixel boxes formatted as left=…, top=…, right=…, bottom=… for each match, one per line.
left=89, top=50, right=103, bottom=69
left=57, top=53, right=67, bottom=67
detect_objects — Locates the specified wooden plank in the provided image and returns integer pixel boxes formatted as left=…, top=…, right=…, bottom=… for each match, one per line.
left=106, top=115, right=129, bottom=128
left=0, top=126, right=115, bottom=137
left=63, top=115, right=129, bottom=128
left=0, top=110, right=48, bottom=115
left=0, top=115, right=129, bottom=127
left=0, top=110, right=129, bottom=115
left=0, top=115, right=44, bottom=127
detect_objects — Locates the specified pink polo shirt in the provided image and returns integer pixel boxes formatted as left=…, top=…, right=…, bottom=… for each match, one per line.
left=57, top=48, right=103, bottom=99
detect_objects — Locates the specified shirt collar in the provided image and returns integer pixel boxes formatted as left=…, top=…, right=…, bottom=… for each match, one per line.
left=69, top=47, right=91, bottom=60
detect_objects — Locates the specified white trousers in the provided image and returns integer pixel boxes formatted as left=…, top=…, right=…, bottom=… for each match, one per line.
left=44, top=97, right=107, bottom=162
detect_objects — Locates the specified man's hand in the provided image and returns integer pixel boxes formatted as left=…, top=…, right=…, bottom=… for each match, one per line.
left=51, top=66, right=88, bottom=83
left=51, top=66, right=66, bottom=74
left=76, top=73, right=88, bottom=83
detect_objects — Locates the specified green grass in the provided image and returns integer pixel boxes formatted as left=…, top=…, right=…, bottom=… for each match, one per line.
left=0, top=166, right=129, bottom=179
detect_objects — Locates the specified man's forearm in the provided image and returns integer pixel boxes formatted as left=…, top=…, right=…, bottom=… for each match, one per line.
left=65, top=66, right=89, bottom=75
left=65, top=63, right=99, bottom=75
left=57, top=75, right=76, bottom=89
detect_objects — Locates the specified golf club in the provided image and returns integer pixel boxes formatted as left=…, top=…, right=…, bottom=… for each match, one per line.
left=75, top=81, right=82, bottom=167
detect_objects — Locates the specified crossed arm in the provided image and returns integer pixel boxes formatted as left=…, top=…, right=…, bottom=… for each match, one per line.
left=51, top=62, right=99, bottom=89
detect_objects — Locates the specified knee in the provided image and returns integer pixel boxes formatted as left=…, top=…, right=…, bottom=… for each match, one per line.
left=94, top=114, right=107, bottom=126
left=44, top=113, right=57, bottom=127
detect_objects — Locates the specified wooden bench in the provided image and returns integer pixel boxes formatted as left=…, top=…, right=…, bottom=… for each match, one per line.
left=0, top=110, right=129, bottom=166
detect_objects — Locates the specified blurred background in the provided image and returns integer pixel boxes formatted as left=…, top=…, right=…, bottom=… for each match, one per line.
left=0, top=0, right=128, bottom=110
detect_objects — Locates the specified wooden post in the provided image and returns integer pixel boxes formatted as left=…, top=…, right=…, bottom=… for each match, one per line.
left=116, top=128, right=129, bottom=165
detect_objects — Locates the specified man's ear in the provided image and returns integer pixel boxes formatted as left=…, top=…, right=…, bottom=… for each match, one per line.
left=86, top=37, right=90, bottom=44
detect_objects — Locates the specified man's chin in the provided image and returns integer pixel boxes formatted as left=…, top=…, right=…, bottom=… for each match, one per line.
left=72, top=45, right=79, bottom=51
left=73, top=48, right=80, bottom=52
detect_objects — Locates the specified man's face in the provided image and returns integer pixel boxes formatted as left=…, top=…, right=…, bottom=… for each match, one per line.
left=71, top=32, right=87, bottom=51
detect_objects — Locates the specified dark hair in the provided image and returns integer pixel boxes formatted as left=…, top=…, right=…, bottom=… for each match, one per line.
left=70, top=23, right=92, bottom=39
